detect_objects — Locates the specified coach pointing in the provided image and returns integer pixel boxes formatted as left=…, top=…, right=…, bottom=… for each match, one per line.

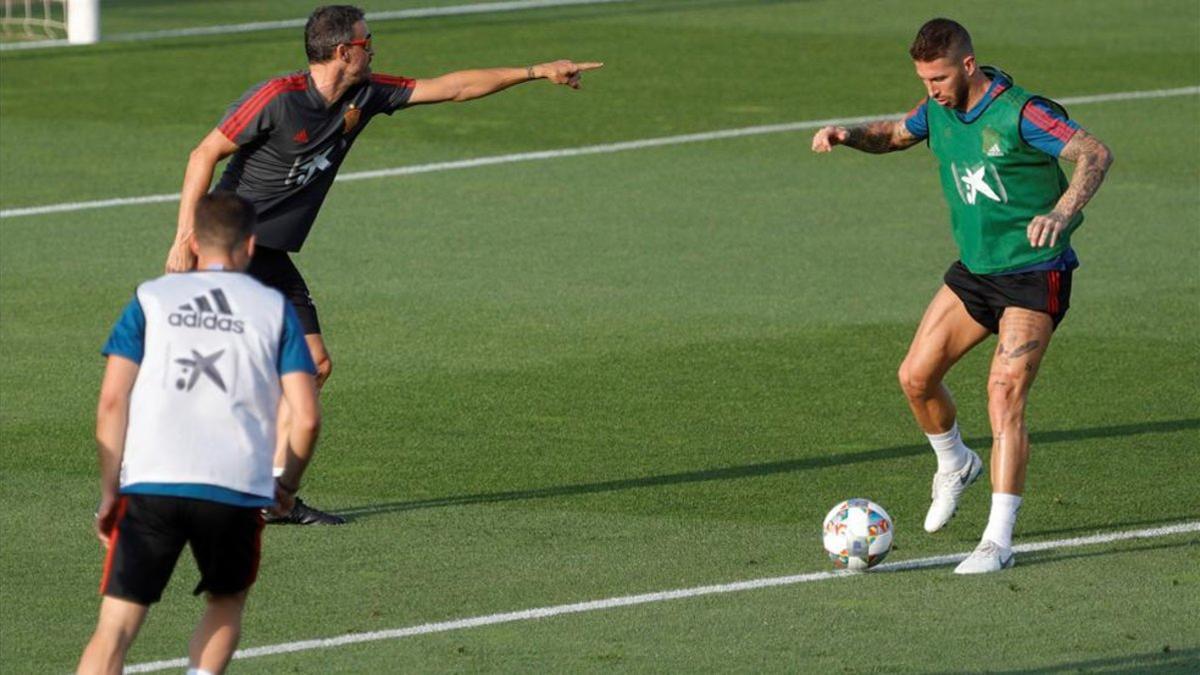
left=165, top=4, right=602, bottom=524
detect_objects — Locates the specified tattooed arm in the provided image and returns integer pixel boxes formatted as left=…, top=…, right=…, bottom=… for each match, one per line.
left=1027, top=129, right=1114, bottom=248
left=811, top=119, right=922, bottom=154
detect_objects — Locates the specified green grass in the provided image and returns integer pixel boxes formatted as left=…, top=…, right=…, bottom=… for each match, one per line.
left=2, top=0, right=1198, bottom=672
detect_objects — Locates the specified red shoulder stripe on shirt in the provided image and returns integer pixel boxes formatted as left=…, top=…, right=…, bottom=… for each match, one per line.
left=219, top=74, right=308, bottom=142
left=370, top=73, right=415, bottom=89
left=221, top=74, right=307, bottom=139
left=1022, top=101, right=1076, bottom=144
left=219, top=81, right=284, bottom=140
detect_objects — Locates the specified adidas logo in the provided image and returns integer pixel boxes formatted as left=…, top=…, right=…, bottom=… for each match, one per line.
left=986, top=143, right=1004, bottom=157
left=169, top=288, right=244, bottom=333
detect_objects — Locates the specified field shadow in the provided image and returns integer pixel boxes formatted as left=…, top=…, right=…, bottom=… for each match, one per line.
left=1023, top=514, right=1200, bottom=538
left=336, top=440, right=928, bottom=519
left=880, top=538, right=1197, bottom=578
left=336, top=417, right=1198, bottom=521
left=1016, top=537, right=1199, bottom=569
left=931, top=646, right=1200, bottom=674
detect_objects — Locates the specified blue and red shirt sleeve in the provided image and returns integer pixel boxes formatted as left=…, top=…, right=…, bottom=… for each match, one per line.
left=217, top=74, right=308, bottom=145
left=278, top=302, right=317, bottom=375
left=102, top=294, right=146, bottom=364
left=1020, top=99, right=1080, bottom=157
left=368, top=73, right=416, bottom=115
left=903, top=98, right=930, bottom=140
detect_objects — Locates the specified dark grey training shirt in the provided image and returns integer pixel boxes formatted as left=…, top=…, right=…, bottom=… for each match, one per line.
left=215, top=71, right=414, bottom=251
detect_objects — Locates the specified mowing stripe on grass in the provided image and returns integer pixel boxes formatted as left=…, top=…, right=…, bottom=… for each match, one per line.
left=0, top=0, right=630, bottom=52
left=1, top=85, right=1196, bottom=219
left=124, top=521, right=1200, bottom=673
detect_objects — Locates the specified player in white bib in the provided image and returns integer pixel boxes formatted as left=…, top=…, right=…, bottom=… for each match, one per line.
left=78, top=193, right=321, bottom=675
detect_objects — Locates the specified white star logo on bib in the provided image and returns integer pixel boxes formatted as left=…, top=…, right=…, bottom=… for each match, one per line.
left=960, top=166, right=1002, bottom=205
left=951, top=162, right=1008, bottom=206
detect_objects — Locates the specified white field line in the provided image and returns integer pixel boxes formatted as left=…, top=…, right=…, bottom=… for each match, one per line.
left=123, top=521, right=1200, bottom=673
left=2, top=85, right=1197, bottom=220
left=0, top=0, right=630, bottom=52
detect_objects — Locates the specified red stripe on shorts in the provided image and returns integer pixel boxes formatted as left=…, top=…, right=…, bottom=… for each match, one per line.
left=98, top=496, right=129, bottom=595
left=246, top=511, right=266, bottom=588
left=1047, top=271, right=1060, bottom=315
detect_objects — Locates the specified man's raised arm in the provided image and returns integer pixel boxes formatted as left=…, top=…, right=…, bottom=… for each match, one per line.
left=811, top=119, right=922, bottom=154
left=166, top=129, right=240, bottom=272
left=407, top=60, right=603, bottom=105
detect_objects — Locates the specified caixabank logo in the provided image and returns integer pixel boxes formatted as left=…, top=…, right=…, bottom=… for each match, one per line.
left=950, top=161, right=1009, bottom=206
left=169, top=288, right=245, bottom=333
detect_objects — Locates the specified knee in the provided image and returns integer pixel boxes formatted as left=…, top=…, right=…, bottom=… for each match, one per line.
left=204, top=591, right=248, bottom=620
left=898, top=361, right=936, bottom=399
left=86, top=621, right=137, bottom=660
left=987, top=375, right=1026, bottom=420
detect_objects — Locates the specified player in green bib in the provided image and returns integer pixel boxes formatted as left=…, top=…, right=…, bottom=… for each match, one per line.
left=811, top=19, right=1113, bottom=573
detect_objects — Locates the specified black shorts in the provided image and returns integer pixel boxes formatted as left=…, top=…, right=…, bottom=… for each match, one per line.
left=246, top=246, right=321, bottom=335
left=100, top=495, right=264, bottom=605
left=944, top=260, right=1072, bottom=334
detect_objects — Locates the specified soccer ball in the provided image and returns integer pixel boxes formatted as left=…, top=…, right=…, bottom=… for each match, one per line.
left=822, top=498, right=893, bottom=571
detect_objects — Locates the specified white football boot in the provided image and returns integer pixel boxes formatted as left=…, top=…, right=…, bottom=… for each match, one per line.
left=954, top=539, right=1015, bottom=574
left=923, top=449, right=983, bottom=533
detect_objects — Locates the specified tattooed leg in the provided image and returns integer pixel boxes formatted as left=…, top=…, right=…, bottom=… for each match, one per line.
left=987, top=308, right=1055, bottom=494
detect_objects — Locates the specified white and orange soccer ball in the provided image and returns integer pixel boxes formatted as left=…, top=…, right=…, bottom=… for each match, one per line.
left=822, top=498, right=893, bottom=571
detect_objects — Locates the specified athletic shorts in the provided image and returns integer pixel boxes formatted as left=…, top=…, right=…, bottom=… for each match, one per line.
left=100, top=495, right=264, bottom=605
left=246, top=246, right=321, bottom=334
left=944, top=260, right=1072, bottom=334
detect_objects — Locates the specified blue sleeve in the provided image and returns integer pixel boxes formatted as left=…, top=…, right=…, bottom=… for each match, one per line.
left=1020, top=99, right=1081, bottom=157
left=278, top=302, right=317, bottom=375
left=903, top=99, right=929, bottom=140
left=101, top=295, right=146, bottom=364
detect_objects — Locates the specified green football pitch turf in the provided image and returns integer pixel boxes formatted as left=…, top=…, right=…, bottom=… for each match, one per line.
left=2, top=0, right=1197, bottom=672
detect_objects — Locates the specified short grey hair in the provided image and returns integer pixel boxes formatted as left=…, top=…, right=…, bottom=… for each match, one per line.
left=305, top=5, right=365, bottom=63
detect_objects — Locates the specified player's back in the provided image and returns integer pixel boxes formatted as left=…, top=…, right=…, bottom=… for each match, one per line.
left=122, top=271, right=289, bottom=500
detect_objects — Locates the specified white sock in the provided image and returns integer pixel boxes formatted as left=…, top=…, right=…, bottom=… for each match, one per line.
left=926, top=422, right=970, bottom=473
left=187, top=669, right=216, bottom=675
left=273, top=466, right=285, bottom=477
left=981, top=493, right=1022, bottom=549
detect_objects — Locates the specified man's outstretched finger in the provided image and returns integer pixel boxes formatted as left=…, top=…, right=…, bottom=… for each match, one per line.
left=573, top=62, right=604, bottom=71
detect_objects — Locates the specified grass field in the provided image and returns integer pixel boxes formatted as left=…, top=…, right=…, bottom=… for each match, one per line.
left=2, top=0, right=1198, bottom=672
